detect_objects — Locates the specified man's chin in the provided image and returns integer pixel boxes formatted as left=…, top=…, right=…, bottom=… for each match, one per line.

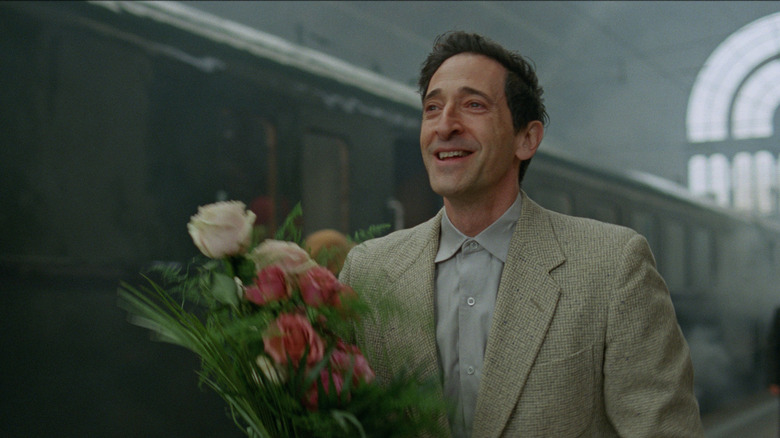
left=429, top=183, right=461, bottom=199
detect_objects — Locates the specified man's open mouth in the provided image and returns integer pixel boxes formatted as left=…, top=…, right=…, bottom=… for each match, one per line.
left=437, top=151, right=471, bottom=159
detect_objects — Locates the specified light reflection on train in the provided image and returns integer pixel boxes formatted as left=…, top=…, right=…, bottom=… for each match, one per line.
left=2, top=1, right=779, bottom=418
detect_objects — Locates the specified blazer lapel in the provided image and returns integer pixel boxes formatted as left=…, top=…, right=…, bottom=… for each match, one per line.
left=472, top=194, right=566, bottom=437
left=376, top=211, right=452, bottom=434
left=381, top=211, right=444, bottom=382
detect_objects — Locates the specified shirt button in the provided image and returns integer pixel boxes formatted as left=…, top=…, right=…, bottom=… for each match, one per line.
left=467, top=297, right=476, bottom=306
left=467, top=366, right=475, bottom=375
left=468, top=241, right=478, bottom=250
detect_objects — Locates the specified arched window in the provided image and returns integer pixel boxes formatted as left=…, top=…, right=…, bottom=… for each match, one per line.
left=686, top=13, right=780, bottom=217
left=687, top=12, right=780, bottom=142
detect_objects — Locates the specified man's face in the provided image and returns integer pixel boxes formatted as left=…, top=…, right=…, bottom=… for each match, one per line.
left=420, top=53, right=535, bottom=204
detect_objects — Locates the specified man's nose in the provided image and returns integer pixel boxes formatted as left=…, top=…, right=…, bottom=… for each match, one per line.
left=435, top=105, right=463, bottom=139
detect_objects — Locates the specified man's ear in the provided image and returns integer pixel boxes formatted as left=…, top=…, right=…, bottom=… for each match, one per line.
left=515, top=120, right=544, bottom=161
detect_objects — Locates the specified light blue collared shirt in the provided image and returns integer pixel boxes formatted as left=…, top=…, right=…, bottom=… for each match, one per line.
left=434, top=195, right=522, bottom=437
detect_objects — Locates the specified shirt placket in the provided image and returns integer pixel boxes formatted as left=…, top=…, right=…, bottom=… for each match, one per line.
left=457, top=239, right=488, bottom=434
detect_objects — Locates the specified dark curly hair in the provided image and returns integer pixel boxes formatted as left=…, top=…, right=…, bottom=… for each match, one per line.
left=418, top=31, right=548, bottom=184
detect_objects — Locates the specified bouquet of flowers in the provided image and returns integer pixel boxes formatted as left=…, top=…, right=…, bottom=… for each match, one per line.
left=119, top=201, right=446, bottom=437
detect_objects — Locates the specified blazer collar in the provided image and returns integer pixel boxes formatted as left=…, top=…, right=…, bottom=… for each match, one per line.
left=472, top=191, right=566, bottom=437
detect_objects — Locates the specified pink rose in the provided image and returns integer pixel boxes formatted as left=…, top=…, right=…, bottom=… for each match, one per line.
left=187, top=201, right=255, bottom=258
left=298, top=266, right=342, bottom=307
left=249, top=240, right=316, bottom=274
left=303, top=340, right=375, bottom=410
left=245, top=265, right=289, bottom=305
left=304, top=369, right=346, bottom=411
left=263, top=313, right=324, bottom=368
left=330, top=340, right=375, bottom=385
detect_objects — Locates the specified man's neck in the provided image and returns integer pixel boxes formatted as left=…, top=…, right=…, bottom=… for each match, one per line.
left=443, top=190, right=520, bottom=237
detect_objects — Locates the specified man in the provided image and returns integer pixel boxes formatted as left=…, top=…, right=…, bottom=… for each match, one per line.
left=340, top=31, right=703, bottom=437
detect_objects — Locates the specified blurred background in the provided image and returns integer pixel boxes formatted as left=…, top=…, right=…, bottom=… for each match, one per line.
left=1, top=1, right=779, bottom=436
left=182, top=0, right=780, bottom=203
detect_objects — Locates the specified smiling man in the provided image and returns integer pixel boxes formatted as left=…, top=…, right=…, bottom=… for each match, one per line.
left=340, top=31, right=703, bottom=437
left=420, top=52, right=540, bottom=236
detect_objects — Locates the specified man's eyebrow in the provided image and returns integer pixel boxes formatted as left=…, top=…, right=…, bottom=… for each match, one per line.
left=460, top=86, right=492, bottom=102
left=423, top=88, right=442, bottom=102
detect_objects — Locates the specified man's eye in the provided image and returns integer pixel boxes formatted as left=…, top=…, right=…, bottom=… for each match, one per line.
left=467, top=101, right=485, bottom=108
left=424, top=104, right=440, bottom=112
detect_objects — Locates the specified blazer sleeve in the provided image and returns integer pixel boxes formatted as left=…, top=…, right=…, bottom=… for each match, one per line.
left=603, top=233, right=704, bottom=436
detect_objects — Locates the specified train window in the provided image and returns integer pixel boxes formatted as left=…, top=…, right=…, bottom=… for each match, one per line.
left=301, top=132, right=349, bottom=234
left=659, top=219, right=686, bottom=293
left=215, top=111, right=279, bottom=236
left=690, top=226, right=714, bottom=289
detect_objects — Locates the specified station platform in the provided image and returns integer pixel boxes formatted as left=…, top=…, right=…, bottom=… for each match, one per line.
left=703, top=393, right=778, bottom=437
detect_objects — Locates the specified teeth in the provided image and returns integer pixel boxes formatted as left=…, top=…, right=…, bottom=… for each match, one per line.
left=438, top=151, right=468, bottom=159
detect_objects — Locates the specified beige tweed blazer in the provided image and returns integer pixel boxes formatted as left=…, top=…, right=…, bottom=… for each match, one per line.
left=340, top=192, right=704, bottom=437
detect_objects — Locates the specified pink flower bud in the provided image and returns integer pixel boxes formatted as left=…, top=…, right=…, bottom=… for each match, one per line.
left=245, top=265, right=289, bottom=305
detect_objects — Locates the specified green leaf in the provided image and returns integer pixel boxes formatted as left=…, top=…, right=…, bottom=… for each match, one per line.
left=349, top=224, right=391, bottom=244
left=331, top=410, right=366, bottom=438
left=211, top=272, right=240, bottom=306
left=274, top=203, right=303, bottom=244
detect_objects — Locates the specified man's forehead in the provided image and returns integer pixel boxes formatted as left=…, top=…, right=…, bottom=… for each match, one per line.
left=424, top=86, right=493, bottom=102
left=428, top=54, right=506, bottom=87
left=425, top=54, right=507, bottom=101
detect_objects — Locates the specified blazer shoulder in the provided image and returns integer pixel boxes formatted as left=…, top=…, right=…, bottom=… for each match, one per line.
left=544, top=206, right=638, bottom=244
left=359, top=216, right=435, bottom=252
left=530, top=203, right=645, bottom=264
left=344, top=212, right=441, bottom=272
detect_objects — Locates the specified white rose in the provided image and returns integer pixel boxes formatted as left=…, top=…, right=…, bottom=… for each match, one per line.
left=187, top=201, right=256, bottom=258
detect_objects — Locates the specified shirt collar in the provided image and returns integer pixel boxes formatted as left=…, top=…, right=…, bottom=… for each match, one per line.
left=435, top=194, right=522, bottom=263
